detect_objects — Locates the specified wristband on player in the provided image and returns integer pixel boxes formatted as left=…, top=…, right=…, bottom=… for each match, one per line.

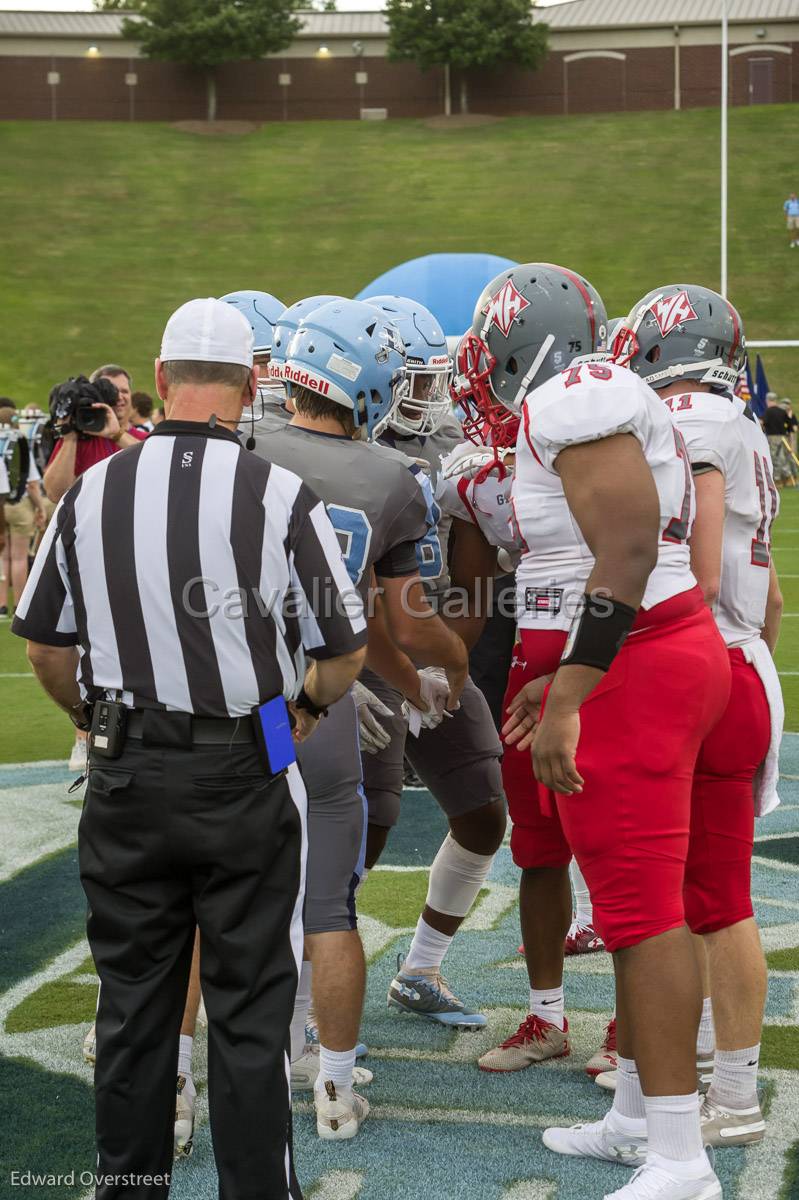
left=560, top=593, right=638, bottom=673
left=294, top=686, right=329, bottom=720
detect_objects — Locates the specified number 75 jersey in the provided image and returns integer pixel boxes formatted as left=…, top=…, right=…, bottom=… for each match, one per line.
left=512, top=361, right=697, bottom=633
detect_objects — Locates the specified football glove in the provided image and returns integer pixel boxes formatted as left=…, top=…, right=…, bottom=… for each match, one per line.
left=351, top=680, right=394, bottom=755
left=402, top=667, right=455, bottom=735
left=440, top=443, right=512, bottom=481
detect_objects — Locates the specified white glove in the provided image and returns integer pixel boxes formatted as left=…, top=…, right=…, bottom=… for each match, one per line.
left=402, top=667, right=455, bottom=736
left=440, top=443, right=512, bottom=481
left=352, top=681, right=394, bottom=755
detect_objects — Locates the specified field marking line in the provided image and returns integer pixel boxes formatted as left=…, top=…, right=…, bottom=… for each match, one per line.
left=0, top=673, right=35, bottom=679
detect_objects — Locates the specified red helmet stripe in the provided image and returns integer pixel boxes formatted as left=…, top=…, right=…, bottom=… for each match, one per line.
left=541, top=263, right=596, bottom=349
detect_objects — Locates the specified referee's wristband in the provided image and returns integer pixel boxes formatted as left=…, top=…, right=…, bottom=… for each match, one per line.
left=295, top=686, right=328, bottom=720
left=560, top=594, right=638, bottom=673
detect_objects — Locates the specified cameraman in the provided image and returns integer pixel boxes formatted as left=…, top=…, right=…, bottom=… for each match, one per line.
left=43, top=365, right=146, bottom=504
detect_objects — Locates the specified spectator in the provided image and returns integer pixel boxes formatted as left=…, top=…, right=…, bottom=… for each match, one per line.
left=762, top=393, right=793, bottom=485
left=784, top=192, right=799, bottom=248
left=42, top=364, right=146, bottom=505
left=131, top=390, right=155, bottom=432
left=151, top=405, right=166, bottom=426
left=0, top=404, right=46, bottom=619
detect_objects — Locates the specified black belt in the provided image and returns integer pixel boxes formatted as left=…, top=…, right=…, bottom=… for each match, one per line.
left=125, top=711, right=255, bottom=745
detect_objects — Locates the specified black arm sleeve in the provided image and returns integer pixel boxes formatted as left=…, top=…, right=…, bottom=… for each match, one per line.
left=374, top=538, right=420, bottom=580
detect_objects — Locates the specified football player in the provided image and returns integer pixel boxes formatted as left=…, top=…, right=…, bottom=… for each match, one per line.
left=248, top=297, right=469, bottom=1140
left=356, top=295, right=507, bottom=1030
left=615, top=284, right=783, bottom=1149
left=458, top=264, right=731, bottom=1200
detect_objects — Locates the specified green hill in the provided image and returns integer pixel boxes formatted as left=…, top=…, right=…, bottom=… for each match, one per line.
left=1, top=104, right=798, bottom=406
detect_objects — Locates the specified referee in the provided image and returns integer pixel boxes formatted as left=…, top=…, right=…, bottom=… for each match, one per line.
left=12, top=298, right=367, bottom=1200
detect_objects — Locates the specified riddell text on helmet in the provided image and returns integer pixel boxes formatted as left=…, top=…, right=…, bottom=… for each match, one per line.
left=281, top=365, right=331, bottom=395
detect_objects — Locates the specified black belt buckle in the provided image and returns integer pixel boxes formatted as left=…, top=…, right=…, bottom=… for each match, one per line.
left=142, top=710, right=192, bottom=749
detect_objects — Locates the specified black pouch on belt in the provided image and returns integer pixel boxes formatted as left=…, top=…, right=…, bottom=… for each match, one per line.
left=90, top=700, right=128, bottom=759
left=142, top=709, right=193, bottom=749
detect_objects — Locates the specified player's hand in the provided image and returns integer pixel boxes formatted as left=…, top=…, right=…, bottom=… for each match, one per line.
left=444, top=655, right=468, bottom=713
left=288, top=703, right=320, bottom=744
left=501, top=674, right=553, bottom=751
left=532, top=706, right=584, bottom=796
left=417, top=666, right=454, bottom=729
left=352, top=680, right=393, bottom=754
left=89, top=403, right=121, bottom=441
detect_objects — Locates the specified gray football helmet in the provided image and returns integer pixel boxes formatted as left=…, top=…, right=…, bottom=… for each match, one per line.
left=613, top=284, right=745, bottom=393
left=453, top=263, right=608, bottom=448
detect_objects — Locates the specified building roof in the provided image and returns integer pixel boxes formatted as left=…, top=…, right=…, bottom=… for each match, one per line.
left=539, top=0, right=799, bottom=28
left=0, top=2, right=794, bottom=40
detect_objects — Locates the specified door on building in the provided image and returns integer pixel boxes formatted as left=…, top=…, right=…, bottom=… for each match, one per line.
left=748, top=58, right=774, bottom=104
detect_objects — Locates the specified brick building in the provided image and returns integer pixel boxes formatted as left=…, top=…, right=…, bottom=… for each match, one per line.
left=0, top=1, right=796, bottom=122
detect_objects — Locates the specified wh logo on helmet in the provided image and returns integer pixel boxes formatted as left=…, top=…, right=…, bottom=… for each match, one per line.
left=484, top=280, right=530, bottom=338
left=650, top=291, right=699, bottom=338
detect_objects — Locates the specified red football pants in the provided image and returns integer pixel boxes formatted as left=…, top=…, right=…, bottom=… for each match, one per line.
left=502, top=631, right=571, bottom=870
left=684, top=648, right=770, bottom=935
left=554, top=588, right=731, bottom=952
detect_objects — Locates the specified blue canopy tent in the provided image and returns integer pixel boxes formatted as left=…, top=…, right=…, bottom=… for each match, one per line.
left=356, top=253, right=518, bottom=348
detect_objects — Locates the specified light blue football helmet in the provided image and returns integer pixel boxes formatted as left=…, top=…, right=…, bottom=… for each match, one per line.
left=367, top=295, right=451, bottom=436
left=270, top=295, right=345, bottom=377
left=220, top=290, right=284, bottom=355
left=283, top=298, right=406, bottom=438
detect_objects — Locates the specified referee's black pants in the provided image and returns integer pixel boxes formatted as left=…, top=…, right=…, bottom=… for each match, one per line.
left=78, top=738, right=306, bottom=1200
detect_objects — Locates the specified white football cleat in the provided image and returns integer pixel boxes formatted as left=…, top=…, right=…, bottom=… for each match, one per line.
left=69, top=736, right=88, bottom=774
left=82, top=1024, right=96, bottom=1065
left=315, top=1081, right=370, bottom=1141
left=174, top=1075, right=195, bottom=1158
left=603, top=1151, right=721, bottom=1200
left=700, top=1094, right=765, bottom=1146
left=291, top=1045, right=373, bottom=1092
left=542, top=1114, right=646, bottom=1166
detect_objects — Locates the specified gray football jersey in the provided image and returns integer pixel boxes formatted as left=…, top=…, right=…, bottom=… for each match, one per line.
left=247, top=414, right=429, bottom=600
left=378, top=412, right=463, bottom=599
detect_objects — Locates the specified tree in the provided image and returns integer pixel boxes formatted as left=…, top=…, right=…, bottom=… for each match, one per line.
left=385, top=0, right=548, bottom=116
left=116, top=0, right=304, bottom=122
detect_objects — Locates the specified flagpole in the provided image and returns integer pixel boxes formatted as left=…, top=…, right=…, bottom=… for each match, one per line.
left=721, top=0, right=729, bottom=298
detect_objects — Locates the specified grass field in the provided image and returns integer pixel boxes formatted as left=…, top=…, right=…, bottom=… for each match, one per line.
left=0, top=105, right=798, bottom=407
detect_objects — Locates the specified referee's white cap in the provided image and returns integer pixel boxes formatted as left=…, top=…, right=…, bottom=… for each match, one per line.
left=160, top=298, right=254, bottom=368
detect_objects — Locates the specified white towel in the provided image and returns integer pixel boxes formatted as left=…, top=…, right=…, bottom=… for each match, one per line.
left=741, top=637, right=784, bottom=818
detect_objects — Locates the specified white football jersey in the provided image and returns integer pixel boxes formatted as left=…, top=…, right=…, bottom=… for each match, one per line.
left=665, top=391, right=779, bottom=646
left=513, top=361, right=696, bottom=632
left=435, top=443, right=522, bottom=557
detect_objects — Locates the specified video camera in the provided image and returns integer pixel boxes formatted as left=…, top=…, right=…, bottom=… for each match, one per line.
left=48, top=375, right=118, bottom=437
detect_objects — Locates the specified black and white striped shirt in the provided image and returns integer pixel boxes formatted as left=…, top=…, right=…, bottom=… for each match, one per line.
left=12, top=421, right=367, bottom=717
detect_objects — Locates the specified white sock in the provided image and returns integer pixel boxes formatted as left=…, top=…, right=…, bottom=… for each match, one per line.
left=644, top=1092, right=703, bottom=1163
left=178, top=1033, right=193, bottom=1078
left=529, top=985, right=565, bottom=1030
left=696, top=996, right=715, bottom=1059
left=405, top=917, right=453, bottom=972
left=290, top=961, right=313, bottom=1062
left=314, top=1046, right=356, bottom=1098
left=569, top=858, right=593, bottom=927
left=710, top=1043, right=760, bottom=1109
left=612, top=1054, right=646, bottom=1122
